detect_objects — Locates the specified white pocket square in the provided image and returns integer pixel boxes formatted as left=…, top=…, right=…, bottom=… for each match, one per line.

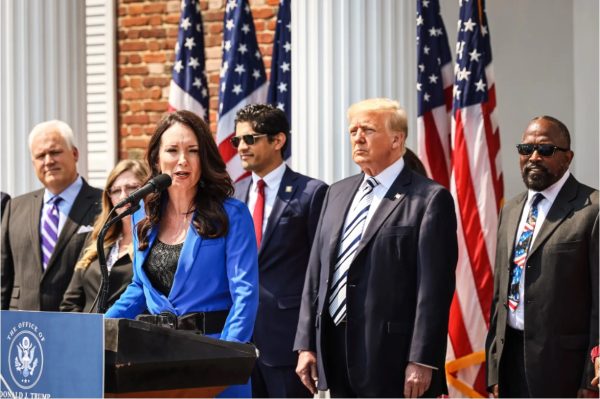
left=77, top=225, right=94, bottom=234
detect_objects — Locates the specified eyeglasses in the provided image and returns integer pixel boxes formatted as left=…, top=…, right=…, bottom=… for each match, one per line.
left=230, top=134, right=268, bottom=148
left=516, top=143, right=569, bottom=157
left=108, top=185, right=140, bottom=197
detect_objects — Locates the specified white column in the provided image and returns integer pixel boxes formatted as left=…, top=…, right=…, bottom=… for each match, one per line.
left=1, top=0, right=87, bottom=197
left=572, top=0, right=599, bottom=189
left=291, top=0, right=417, bottom=184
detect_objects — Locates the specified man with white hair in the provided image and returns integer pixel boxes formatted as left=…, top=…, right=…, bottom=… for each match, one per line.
left=294, top=98, right=458, bottom=397
left=1, top=120, right=102, bottom=311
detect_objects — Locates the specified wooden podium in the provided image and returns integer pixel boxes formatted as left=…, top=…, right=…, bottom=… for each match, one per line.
left=104, top=318, right=257, bottom=398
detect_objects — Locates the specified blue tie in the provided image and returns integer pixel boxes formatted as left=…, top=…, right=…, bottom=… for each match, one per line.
left=40, top=196, right=62, bottom=270
left=328, top=177, right=379, bottom=325
left=508, top=193, right=544, bottom=311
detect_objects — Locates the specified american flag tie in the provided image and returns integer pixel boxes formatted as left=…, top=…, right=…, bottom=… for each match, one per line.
left=508, top=193, right=544, bottom=311
left=41, top=196, right=62, bottom=270
left=329, top=177, right=379, bottom=325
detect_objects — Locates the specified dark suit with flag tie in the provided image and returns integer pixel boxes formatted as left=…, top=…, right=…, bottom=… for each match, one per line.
left=234, top=166, right=327, bottom=398
left=294, top=165, right=457, bottom=397
left=486, top=174, right=599, bottom=397
left=1, top=180, right=102, bottom=311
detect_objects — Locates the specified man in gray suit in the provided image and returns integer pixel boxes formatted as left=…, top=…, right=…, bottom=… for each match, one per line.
left=486, top=116, right=598, bottom=397
left=1, top=120, right=102, bottom=311
left=294, top=98, right=457, bottom=397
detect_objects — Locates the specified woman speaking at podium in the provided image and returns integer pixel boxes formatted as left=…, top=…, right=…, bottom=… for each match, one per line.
left=105, top=110, right=259, bottom=397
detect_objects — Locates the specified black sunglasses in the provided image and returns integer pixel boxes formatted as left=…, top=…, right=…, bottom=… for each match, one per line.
left=230, top=134, right=268, bottom=148
left=516, top=143, right=569, bottom=157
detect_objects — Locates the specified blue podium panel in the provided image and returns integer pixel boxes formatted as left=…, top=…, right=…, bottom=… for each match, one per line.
left=1, top=310, right=103, bottom=398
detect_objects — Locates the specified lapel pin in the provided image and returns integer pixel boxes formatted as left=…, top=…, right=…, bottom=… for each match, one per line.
left=285, top=186, right=292, bottom=193
left=394, top=193, right=401, bottom=200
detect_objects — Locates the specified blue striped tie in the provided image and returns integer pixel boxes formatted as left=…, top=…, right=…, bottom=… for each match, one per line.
left=328, top=177, right=379, bottom=325
left=40, top=196, right=62, bottom=270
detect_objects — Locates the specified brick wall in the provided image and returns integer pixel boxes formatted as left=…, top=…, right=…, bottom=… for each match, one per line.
left=117, top=0, right=279, bottom=160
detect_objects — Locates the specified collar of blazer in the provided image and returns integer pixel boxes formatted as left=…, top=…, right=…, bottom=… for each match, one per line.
left=259, top=166, right=299, bottom=254
left=327, top=167, right=411, bottom=265
left=505, top=174, right=579, bottom=262
left=234, top=165, right=299, bottom=254
left=527, top=174, right=578, bottom=258
left=133, top=216, right=198, bottom=311
left=43, top=179, right=100, bottom=276
left=28, top=189, right=45, bottom=276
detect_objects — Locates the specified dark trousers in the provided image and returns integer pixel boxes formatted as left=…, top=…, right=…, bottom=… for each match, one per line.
left=499, top=326, right=531, bottom=398
left=323, top=315, right=358, bottom=398
left=251, top=358, right=312, bottom=398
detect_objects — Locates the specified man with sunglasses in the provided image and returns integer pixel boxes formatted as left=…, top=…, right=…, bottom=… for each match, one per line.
left=232, top=104, right=327, bottom=398
left=486, top=115, right=598, bottom=397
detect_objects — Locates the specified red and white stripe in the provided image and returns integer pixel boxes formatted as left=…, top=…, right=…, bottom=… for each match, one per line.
left=417, top=62, right=454, bottom=188
left=216, top=83, right=269, bottom=182
left=168, top=81, right=208, bottom=120
left=447, top=65, right=504, bottom=395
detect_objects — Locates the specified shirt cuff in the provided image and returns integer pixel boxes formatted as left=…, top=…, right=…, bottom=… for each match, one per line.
left=411, top=361, right=438, bottom=371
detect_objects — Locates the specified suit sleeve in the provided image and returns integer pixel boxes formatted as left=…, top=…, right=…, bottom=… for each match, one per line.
left=409, top=187, right=458, bottom=367
left=583, top=211, right=599, bottom=389
left=1, top=200, right=14, bottom=310
left=306, top=182, right=328, bottom=246
left=60, top=267, right=86, bottom=312
left=221, top=203, right=259, bottom=343
left=0, top=202, right=15, bottom=310
left=485, top=207, right=505, bottom=389
left=294, top=186, right=330, bottom=352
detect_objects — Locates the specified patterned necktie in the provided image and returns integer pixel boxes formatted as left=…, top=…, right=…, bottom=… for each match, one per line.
left=252, top=179, right=266, bottom=248
left=508, top=193, right=544, bottom=311
left=40, top=196, right=62, bottom=270
left=329, top=177, right=379, bottom=325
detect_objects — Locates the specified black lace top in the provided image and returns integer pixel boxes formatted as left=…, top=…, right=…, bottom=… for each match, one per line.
left=143, top=240, right=184, bottom=296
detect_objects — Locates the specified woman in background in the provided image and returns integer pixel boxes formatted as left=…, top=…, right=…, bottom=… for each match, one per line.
left=60, top=159, right=149, bottom=312
left=105, top=110, right=258, bottom=397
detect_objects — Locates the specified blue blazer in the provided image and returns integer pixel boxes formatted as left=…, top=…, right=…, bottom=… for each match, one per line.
left=105, top=198, right=259, bottom=344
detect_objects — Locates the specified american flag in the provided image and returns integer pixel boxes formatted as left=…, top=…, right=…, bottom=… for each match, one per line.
left=217, top=0, right=268, bottom=182
left=416, top=0, right=453, bottom=189
left=267, top=0, right=291, bottom=160
left=447, top=0, right=504, bottom=396
left=168, top=0, right=209, bottom=121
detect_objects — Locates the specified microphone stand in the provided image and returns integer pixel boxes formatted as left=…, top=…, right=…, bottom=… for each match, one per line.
left=96, top=203, right=140, bottom=313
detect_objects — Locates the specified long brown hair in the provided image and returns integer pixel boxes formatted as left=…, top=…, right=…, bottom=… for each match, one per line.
left=76, top=160, right=150, bottom=269
left=137, top=110, right=233, bottom=250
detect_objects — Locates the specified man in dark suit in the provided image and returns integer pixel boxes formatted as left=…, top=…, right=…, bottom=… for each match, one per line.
left=232, top=104, right=328, bottom=398
left=486, top=116, right=598, bottom=397
left=1, top=120, right=102, bottom=311
left=1, top=192, right=10, bottom=216
left=294, top=98, right=457, bottom=397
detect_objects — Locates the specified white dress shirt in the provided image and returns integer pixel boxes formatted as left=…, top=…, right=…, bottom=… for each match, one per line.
left=247, top=163, right=287, bottom=235
left=508, top=170, right=570, bottom=330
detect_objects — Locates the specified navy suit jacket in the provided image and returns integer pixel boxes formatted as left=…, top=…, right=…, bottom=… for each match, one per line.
left=294, top=166, right=458, bottom=397
left=234, top=166, right=327, bottom=366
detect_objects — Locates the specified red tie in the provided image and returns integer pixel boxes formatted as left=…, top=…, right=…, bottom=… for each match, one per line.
left=252, top=179, right=266, bottom=247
